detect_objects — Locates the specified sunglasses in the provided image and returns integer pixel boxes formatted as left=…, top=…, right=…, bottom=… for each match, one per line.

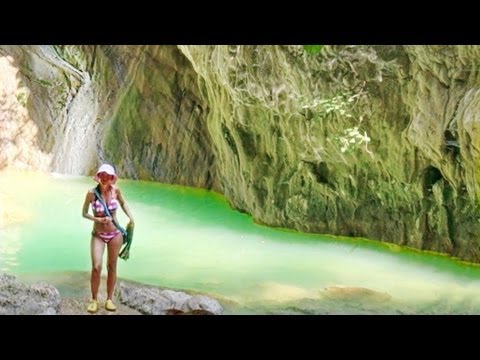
left=98, top=172, right=115, bottom=179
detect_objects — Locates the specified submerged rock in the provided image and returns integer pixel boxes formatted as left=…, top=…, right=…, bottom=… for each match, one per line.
left=321, top=285, right=392, bottom=303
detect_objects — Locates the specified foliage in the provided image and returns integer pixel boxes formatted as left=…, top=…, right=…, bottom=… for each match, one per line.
left=301, top=90, right=373, bottom=156
left=15, top=92, right=27, bottom=107
left=35, top=79, right=53, bottom=87
left=334, top=126, right=372, bottom=154
left=301, top=91, right=365, bottom=118
left=303, top=45, right=323, bottom=55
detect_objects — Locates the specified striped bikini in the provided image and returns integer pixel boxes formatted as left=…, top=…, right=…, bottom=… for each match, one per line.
left=91, top=188, right=121, bottom=243
left=93, top=229, right=121, bottom=243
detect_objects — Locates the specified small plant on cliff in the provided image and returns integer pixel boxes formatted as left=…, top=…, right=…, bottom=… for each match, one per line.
left=334, top=126, right=372, bottom=155
left=301, top=91, right=364, bottom=119
left=34, top=79, right=53, bottom=87
left=15, top=92, right=27, bottom=107
left=303, top=45, right=324, bottom=55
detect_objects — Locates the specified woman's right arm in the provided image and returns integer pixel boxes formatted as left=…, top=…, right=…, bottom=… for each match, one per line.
left=82, top=191, right=100, bottom=223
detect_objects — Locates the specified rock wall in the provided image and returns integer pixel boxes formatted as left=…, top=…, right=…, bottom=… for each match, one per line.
left=1, top=45, right=480, bottom=261
left=180, top=45, right=480, bottom=261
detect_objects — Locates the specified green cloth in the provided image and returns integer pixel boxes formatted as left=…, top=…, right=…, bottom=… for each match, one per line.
left=119, top=223, right=134, bottom=260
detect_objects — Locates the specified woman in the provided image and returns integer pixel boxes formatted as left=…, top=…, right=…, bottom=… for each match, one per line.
left=82, top=163, right=134, bottom=313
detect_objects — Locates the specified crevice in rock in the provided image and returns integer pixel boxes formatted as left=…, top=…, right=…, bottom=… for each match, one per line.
left=302, top=160, right=335, bottom=190
left=444, top=129, right=460, bottom=158
left=422, top=166, right=443, bottom=197
left=221, top=123, right=238, bottom=158
left=235, top=124, right=256, bottom=159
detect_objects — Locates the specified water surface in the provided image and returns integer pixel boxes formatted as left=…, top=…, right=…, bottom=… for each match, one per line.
left=1, top=170, right=480, bottom=314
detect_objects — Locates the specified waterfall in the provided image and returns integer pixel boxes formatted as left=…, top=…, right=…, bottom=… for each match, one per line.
left=50, top=71, right=99, bottom=175
left=0, top=45, right=100, bottom=175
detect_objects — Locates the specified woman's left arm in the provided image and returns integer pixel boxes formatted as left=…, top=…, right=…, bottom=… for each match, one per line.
left=116, top=187, right=135, bottom=226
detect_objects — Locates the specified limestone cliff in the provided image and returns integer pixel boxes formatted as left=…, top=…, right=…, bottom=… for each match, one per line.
left=1, top=45, right=479, bottom=261
left=0, top=45, right=216, bottom=187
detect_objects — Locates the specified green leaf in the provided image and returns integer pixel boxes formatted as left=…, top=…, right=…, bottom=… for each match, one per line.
left=303, top=45, right=323, bottom=54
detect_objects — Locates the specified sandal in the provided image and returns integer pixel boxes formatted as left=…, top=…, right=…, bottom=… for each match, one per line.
left=87, top=299, right=98, bottom=313
left=105, top=299, right=117, bottom=312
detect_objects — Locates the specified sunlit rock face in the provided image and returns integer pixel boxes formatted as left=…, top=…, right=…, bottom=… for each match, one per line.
left=1, top=45, right=480, bottom=261
left=0, top=52, right=52, bottom=171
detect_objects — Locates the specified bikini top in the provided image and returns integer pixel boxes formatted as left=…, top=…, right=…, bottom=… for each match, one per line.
left=91, top=187, right=119, bottom=215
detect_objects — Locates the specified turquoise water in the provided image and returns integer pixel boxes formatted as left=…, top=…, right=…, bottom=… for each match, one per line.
left=1, top=170, right=480, bottom=314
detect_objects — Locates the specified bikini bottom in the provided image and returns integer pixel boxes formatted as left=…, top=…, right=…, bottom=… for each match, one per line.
left=92, top=229, right=121, bottom=244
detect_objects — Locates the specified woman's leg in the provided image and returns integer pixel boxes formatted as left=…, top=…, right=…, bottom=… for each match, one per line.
left=90, top=236, right=106, bottom=300
left=106, top=232, right=123, bottom=301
